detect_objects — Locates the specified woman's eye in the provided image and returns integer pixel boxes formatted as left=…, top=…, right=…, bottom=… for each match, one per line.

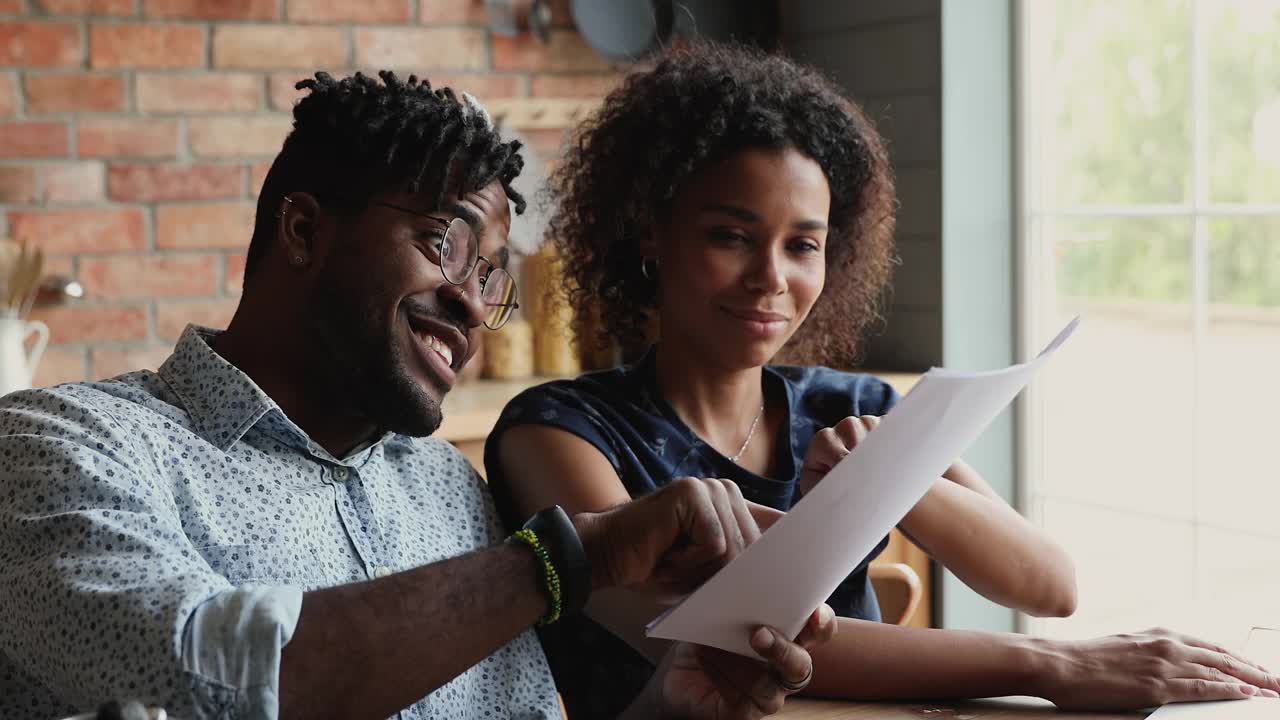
left=709, top=229, right=749, bottom=245
left=790, top=238, right=822, bottom=254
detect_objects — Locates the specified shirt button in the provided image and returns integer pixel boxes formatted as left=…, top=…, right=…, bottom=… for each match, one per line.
left=332, top=467, right=349, bottom=482
left=372, top=565, right=392, bottom=579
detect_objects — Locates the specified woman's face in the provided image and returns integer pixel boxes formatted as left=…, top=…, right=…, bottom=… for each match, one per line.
left=654, top=146, right=831, bottom=369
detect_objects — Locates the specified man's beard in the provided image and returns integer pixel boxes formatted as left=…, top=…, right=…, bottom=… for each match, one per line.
left=305, top=262, right=444, bottom=438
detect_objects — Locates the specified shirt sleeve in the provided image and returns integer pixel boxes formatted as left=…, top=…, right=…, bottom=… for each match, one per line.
left=0, top=388, right=301, bottom=719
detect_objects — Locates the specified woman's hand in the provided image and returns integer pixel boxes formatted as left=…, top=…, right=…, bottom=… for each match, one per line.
left=799, top=415, right=879, bottom=496
left=1036, top=628, right=1280, bottom=710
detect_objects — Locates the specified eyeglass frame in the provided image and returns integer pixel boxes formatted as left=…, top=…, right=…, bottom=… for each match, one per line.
left=373, top=200, right=519, bottom=330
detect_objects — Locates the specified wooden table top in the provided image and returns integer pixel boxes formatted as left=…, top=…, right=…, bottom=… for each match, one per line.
left=776, top=697, right=1149, bottom=719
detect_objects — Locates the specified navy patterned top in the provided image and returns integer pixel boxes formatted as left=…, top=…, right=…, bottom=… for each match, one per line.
left=484, top=348, right=900, bottom=718
left=0, top=325, right=559, bottom=720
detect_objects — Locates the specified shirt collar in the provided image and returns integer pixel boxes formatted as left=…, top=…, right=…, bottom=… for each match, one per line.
left=157, top=324, right=282, bottom=452
left=158, top=324, right=397, bottom=461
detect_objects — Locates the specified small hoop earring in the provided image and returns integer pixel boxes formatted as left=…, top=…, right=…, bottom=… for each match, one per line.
left=640, top=256, right=659, bottom=281
left=292, top=255, right=304, bottom=266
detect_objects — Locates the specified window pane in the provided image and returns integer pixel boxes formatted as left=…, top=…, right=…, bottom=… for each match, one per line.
left=1036, top=218, right=1194, bottom=519
left=1206, top=0, right=1280, bottom=204
left=1196, top=218, right=1280, bottom=537
left=1035, top=500, right=1195, bottom=641
left=1040, top=0, right=1191, bottom=206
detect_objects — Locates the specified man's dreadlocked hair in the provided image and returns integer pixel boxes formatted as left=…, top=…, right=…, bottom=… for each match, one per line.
left=246, top=70, right=526, bottom=281
left=549, top=43, right=896, bottom=367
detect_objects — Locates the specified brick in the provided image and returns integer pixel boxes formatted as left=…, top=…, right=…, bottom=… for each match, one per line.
left=156, top=298, right=237, bottom=338
left=0, top=73, right=17, bottom=116
left=0, top=0, right=26, bottom=12
left=419, top=0, right=483, bottom=23
left=0, top=165, right=35, bottom=203
left=30, top=303, right=148, bottom=343
left=213, top=26, right=347, bottom=69
left=91, top=344, right=174, bottom=378
left=289, top=0, right=408, bottom=22
left=24, top=72, right=126, bottom=112
left=143, top=0, right=275, bottom=20
left=90, top=23, right=204, bottom=68
left=43, top=161, right=105, bottom=204
left=136, top=72, right=261, bottom=113
left=267, top=70, right=317, bottom=110
left=78, top=117, right=179, bottom=158
left=249, top=160, right=270, bottom=195
left=0, top=22, right=82, bottom=66
left=224, top=252, right=245, bottom=292
left=156, top=202, right=253, bottom=249
left=354, top=28, right=485, bottom=70
left=81, top=254, right=218, bottom=299
left=422, top=72, right=519, bottom=98
left=188, top=116, right=290, bottom=158
left=8, top=207, right=144, bottom=252
left=0, top=121, right=68, bottom=157
left=33, top=346, right=86, bottom=387
left=492, top=30, right=607, bottom=72
left=531, top=72, right=622, bottom=98
left=34, top=0, right=135, bottom=14
left=108, top=163, right=241, bottom=202
left=269, top=69, right=518, bottom=110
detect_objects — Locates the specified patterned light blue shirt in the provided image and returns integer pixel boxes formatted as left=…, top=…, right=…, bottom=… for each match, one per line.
left=0, top=325, right=559, bottom=720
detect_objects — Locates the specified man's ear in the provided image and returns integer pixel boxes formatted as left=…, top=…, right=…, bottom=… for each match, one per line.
left=278, top=192, right=322, bottom=268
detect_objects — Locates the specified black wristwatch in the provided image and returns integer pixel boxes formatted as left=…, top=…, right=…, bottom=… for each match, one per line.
left=522, top=505, right=592, bottom=615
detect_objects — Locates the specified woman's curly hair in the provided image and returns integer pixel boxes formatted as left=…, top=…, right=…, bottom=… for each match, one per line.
left=548, top=43, right=897, bottom=366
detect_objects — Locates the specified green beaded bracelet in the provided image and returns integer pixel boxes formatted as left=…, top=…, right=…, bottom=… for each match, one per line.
left=510, top=528, right=563, bottom=625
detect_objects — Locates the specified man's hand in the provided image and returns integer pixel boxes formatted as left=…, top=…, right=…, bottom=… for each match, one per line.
left=572, top=477, right=762, bottom=598
left=628, top=605, right=837, bottom=719
left=799, top=415, right=879, bottom=496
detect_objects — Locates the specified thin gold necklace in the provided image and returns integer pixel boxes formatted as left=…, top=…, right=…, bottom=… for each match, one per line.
left=728, top=401, right=766, bottom=463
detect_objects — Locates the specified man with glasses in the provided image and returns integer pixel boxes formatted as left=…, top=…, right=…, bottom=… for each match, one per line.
left=0, top=71, right=833, bottom=720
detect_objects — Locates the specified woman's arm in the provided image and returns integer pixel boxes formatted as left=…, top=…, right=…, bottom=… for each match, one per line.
left=805, top=618, right=1280, bottom=711
left=900, top=461, right=1077, bottom=617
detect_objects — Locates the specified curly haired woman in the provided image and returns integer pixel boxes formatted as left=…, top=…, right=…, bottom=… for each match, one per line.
left=484, top=43, right=1280, bottom=717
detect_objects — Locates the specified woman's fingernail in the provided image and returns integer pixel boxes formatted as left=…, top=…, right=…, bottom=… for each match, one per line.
left=753, top=626, right=775, bottom=652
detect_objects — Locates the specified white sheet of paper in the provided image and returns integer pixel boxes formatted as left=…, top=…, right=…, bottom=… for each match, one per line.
left=644, top=317, right=1081, bottom=656
left=1146, top=698, right=1280, bottom=719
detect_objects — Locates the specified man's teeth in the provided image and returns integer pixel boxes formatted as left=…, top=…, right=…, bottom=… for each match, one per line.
left=422, top=332, right=453, bottom=367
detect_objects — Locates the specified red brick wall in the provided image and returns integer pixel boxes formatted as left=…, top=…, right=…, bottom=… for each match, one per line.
left=0, top=0, right=618, bottom=386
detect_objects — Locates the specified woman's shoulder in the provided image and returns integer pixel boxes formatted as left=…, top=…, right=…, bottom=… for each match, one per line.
left=494, top=364, right=649, bottom=431
left=767, top=363, right=900, bottom=419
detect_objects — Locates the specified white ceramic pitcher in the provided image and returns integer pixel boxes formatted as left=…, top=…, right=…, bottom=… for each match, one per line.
left=0, top=316, right=48, bottom=396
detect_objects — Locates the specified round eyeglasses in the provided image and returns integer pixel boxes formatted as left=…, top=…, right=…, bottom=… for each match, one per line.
left=376, top=202, right=520, bottom=330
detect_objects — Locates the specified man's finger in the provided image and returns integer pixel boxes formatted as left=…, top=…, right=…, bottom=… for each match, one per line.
left=704, top=479, right=746, bottom=562
left=722, top=479, right=762, bottom=546
left=666, top=477, right=725, bottom=569
left=750, top=626, right=812, bottom=694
